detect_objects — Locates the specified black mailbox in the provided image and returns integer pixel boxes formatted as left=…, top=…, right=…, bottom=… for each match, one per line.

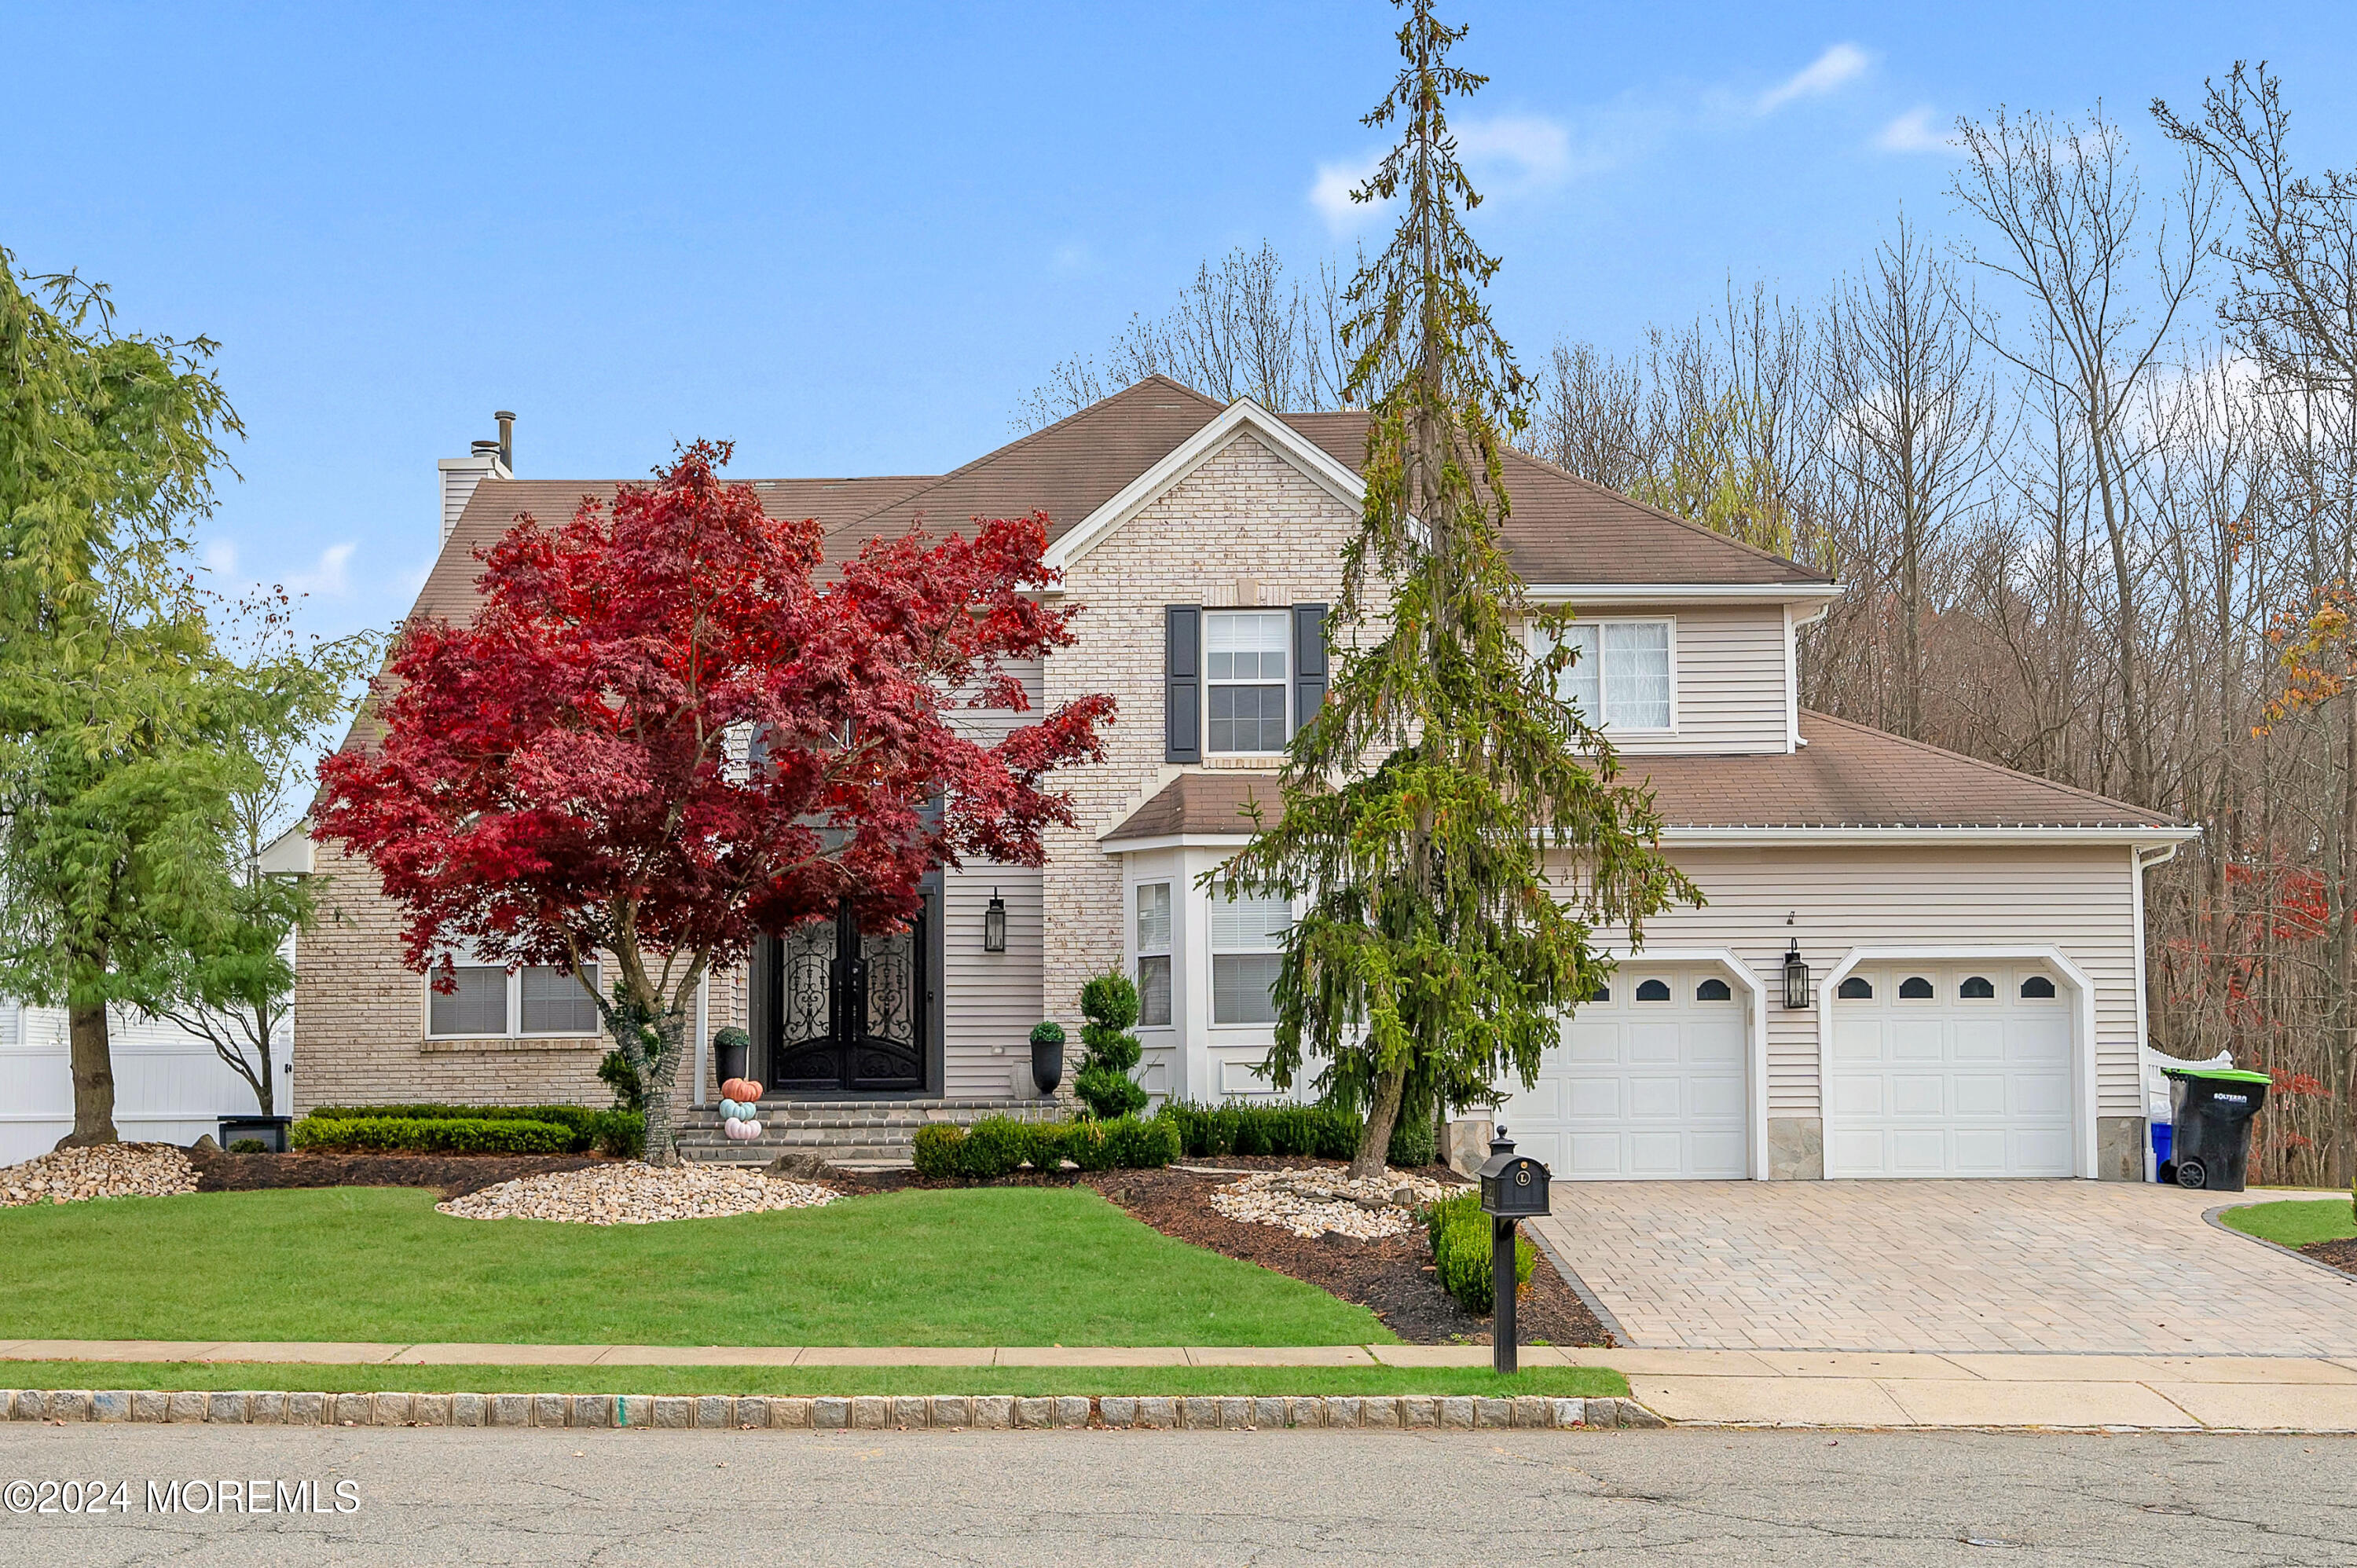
left=1478, top=1131, right=1550, bottom=1219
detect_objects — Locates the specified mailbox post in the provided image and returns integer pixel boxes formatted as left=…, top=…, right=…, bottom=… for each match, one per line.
left=1475, top=1127, right=1551, bottom=1375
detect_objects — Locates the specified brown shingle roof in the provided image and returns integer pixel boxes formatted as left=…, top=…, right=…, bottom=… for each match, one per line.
left=1099, top=715, right=2183, bottom=841
left=1281, top=412, right=1831, bottom=587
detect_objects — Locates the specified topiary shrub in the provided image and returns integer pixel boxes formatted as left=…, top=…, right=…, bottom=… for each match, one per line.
left=228, top=1138, right=268, bottom=1155
left=959, top=1116, right=1032, bottom=1179
left=1074, top=972, right=1149, bottom=1120
left=1424, top=1191, right=1534, bottom=1315
left=911, top=1123, right=966, bottom=1180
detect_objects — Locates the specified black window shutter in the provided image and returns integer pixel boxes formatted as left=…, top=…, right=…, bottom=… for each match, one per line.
left=1164, top=605, right=1201, bottom=763
left=1291, top=603, right=1327, bottom=737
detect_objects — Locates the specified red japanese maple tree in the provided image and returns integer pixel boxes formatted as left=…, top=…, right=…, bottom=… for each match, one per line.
left=316, top=441, right=1111, bottom=1161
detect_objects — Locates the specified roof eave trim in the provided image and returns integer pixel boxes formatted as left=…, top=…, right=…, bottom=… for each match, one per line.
left=1096, top=832, right=1259, bottom=853
left=1043, top=398, right=1366, bottom=573
left=1525, top=582, right=1846, bottom=604
left=1659, top=825, right=2201, bottom=845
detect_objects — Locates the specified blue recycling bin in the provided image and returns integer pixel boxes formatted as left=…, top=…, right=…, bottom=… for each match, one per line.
left=2150, top=1120, right=2173, bottom=1178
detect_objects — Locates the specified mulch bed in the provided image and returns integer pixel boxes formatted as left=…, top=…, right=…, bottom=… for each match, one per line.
left=2302, top=1238, right=2357, bottom=1276
left=189, top=1149, right=608, bottom=1201
left=1077, top=1162, right=1611, bottom=1348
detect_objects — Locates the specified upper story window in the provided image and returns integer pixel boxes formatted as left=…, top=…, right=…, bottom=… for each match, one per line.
left=1135, top=882, right=1173, bottom=1028
left=427, top=962, right=601, bottom=1039
left=1533, top=618, right=1674, bottom=731
left=1205, top=611, right=1289, bottom=753
left=1210, top=890, right=1289, bottom=1025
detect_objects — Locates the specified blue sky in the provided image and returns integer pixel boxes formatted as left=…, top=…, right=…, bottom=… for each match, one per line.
left=5, top=2, right=2354, bottom=643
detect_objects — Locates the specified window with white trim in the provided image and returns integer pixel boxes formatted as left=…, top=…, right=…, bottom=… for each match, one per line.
left=427, top=962, right=601, bottom=1039
left=1210, top=890, right=1289, bottom=1025
left=1205, top=610, right=1289, bottom=753
left=1533, top=618, right=1673, bottom=731
left=1135, top=883, right=1173, bottom=1028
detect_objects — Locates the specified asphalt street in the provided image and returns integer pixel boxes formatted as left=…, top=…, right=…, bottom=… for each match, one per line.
left=2, top=1423, right=2353, bottom=1566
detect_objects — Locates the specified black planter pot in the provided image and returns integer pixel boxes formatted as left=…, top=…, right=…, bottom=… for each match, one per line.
left=715, top=1035, right=750, bottom=1088
left=1030, top=1038, right=1065, bottom=1097
left=217, top=1116, right=290, bottom=1153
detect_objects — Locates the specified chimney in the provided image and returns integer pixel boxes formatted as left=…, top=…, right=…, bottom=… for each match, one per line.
left=495, top=409, right=515, bottom=471
left=436, top=412, right=515, bottom=544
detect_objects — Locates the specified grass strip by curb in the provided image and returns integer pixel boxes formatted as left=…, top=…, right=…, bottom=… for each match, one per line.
left=0, top=1361, right=1626, bottom=1399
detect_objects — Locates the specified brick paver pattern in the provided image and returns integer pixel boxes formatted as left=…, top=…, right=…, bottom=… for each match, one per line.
left=1531, top=1181, right=2357, bottom=1356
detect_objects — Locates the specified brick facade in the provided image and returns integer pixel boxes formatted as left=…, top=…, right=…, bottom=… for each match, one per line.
left=292, top=844, right=746, bottom=1113
left=1036, top=431, right=1361, bottom=1042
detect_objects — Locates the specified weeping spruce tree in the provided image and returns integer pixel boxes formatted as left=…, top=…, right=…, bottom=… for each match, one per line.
left=1216, top=0, right=1699, bottom=1181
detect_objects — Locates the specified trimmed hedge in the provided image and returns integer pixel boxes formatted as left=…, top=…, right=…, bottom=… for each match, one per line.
left=1424, top=1190, right=1534, bottom=1316
left=1159, top=1100, right=1437, bottom=1167
left=289, top=1115, right=577, bottom=1156
left=295, top=1104, right=642, bottom=1158
left=911, top=1116, right=1179, bottom=1181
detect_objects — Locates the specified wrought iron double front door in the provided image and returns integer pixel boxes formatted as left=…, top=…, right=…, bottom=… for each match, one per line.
left=767, top=901, right=926, bottom=1092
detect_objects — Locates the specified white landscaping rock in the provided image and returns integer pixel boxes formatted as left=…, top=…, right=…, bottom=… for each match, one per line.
left=0, top=1143, right=198, bottom=1207
left=438, top=1162, right=840, bottom=1225
left=1208, top=1167, right=1451, bottom=1240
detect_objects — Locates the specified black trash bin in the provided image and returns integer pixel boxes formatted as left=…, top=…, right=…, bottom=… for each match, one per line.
left=2159, top=1066, right=2271, bottom=1192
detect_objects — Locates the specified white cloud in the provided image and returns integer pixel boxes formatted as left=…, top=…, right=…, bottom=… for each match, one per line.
left=204, top=540, right=239, bottom=577
left=1877, top=105, right=1959, bottom=155
left=1758, top=43, right=1871, bottom=114
left=284, top=541, right=357, bottom=599
left=1310, top=152, right=1388, bottom=235
left=1455, top=114, right=1574, bottom=189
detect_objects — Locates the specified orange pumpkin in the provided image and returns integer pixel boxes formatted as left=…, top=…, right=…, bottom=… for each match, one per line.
left=722, top=1077, right=764, bottom=1104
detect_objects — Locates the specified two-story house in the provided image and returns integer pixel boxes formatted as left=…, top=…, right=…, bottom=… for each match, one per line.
left=287, top=377, right=2194, bottom=1180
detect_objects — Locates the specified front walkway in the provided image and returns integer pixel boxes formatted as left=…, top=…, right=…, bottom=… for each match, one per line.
left=1531, top=1179, right=2357, bottom=1356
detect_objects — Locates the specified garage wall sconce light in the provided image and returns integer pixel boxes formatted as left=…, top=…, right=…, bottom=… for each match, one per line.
left=1782, top=939, right=1811, bottom=1010
left=983, top=891, right=1008, bottom=954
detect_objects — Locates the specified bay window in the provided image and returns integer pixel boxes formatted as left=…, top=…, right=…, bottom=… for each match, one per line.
left=1210, top=890, right=1289, bottom=1026
left=1135, top=882, right=1173, bottom=1028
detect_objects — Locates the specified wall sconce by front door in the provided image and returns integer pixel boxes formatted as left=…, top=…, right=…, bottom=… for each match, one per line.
left=982, top=890, right=1007, bottom=954
left=1782, top=940, right=1811, bottom=1010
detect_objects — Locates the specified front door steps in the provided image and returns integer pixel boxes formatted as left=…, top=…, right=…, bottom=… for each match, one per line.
left=673, top=1097, right=1058, bottom=1167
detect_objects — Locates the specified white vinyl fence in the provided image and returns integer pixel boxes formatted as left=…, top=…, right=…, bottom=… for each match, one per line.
left=0, top=1000, right=287, bottom=1167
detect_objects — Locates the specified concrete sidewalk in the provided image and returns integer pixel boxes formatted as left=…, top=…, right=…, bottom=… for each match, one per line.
left=4, top=1340, right=2356, bottom=1429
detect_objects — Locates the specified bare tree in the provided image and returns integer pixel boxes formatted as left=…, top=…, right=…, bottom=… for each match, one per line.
left=1949, top=105, right=2215, bottom=806
left=1012, top=244, right=1354, bottom=429
left=1820, top=214, right=2001, bottom=739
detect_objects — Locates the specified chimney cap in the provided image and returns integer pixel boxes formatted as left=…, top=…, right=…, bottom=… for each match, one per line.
left=494, top=409, right=516, bottom=422
left=470, top=439, right=503, bottom=457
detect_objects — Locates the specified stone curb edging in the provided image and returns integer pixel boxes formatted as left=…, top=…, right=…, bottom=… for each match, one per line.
left=0, top=1388, right=1665, bottom=1433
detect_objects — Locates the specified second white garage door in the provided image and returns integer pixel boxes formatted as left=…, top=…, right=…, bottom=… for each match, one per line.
left=1826, top=962, right=2075, bottom=1178
left=1493, top=966, right=1749, bottom=1180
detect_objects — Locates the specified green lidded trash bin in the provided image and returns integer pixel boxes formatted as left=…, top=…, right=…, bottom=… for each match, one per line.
left=2159, top=1066, right=2271, bottom=1192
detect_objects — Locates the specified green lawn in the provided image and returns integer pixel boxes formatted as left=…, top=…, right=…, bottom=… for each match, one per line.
left=0, top=1185, right=1395, bottom=1347
left=0, top=1361, right=1626, bottom=1398
left=2220, top=1196, right=2357, bottom=1250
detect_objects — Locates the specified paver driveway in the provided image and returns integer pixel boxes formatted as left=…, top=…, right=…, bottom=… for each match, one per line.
left=1530, top=1180, right=2357, bottom=1355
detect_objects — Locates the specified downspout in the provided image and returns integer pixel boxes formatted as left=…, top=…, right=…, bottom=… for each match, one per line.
left=692, top=973, right=709, bottom=1108
left=2133, top=840, right=2182, bottom=1183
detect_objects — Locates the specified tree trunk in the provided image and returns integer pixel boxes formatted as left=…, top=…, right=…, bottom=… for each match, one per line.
left=1351, top=1060, right=1410, bottom=1182
left=639, top=1006, right=691, bottom=1167
left=58, top=1002, right=120, bottom=1149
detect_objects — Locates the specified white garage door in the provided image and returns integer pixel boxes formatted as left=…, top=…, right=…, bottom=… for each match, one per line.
left=1494, top=966, right=1749, bottom=1180
left=1827, top=962, right=2073, bottom=1178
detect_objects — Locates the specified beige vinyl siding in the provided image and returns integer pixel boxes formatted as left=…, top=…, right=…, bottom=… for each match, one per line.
left=940, top=863, right=1043, bottom=1097
left=1560, top=603, right=1790, bottom=756
left=944, top=658, right=1044, bottom=744
left=1558, top=844, right=2144, bottom=1117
